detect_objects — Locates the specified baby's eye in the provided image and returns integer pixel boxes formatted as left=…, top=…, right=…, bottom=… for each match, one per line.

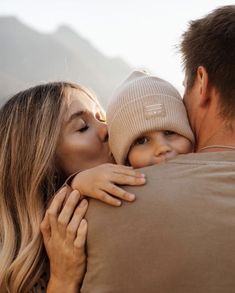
left=164, top=130, right=175, bottom=136
left=134, top=136, right=148, bottom=145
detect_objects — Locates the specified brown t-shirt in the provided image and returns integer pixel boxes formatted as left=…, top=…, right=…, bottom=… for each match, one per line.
left=81, top=152, right=235, bottom=293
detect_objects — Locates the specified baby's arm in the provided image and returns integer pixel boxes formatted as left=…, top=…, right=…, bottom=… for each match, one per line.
left=71, top=163, right=146, bottom=206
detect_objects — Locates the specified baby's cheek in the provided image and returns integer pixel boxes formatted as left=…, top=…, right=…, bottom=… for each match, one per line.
left=177, top=139, right=192, bottom=154
left=127, top=152, right=135, bottom=167
left=128, top=150, right=142, bottom=168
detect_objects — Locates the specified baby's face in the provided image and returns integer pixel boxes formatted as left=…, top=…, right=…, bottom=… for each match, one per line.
left=127, top=130, right=192, bottom=168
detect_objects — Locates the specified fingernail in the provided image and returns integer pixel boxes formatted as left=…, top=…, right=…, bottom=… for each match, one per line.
left=128, top=193, right=135, bottom=200
left=59, top=186, right=68, bottom=194
left=80, top=199, right=88, bottom=207
left=81, top=219, right=87, bottom=225
left=136, top=173, right=145, bottom=178
left=72, top=190, right=79, bottom=196
left=116, top=200, right=122, bottom=206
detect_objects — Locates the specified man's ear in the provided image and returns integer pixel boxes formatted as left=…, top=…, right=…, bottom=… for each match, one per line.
left=196, top=66, right=209, bottom=107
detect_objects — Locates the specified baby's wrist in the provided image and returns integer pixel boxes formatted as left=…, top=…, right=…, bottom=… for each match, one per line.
left=71, top=172, right=85, bottom=196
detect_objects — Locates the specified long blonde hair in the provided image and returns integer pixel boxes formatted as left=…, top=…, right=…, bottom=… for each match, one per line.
left=0, top=81, right=97, bottom=292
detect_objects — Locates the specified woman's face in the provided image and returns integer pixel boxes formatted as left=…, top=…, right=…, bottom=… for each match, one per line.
left=56, top=88, right=114, bottom=176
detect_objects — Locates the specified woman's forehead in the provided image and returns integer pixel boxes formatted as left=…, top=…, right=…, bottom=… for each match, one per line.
left=64, top=88, right=100, bottom=121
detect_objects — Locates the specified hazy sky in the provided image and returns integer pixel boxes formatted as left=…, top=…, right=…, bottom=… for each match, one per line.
left=0, top=0, right=234, bottom=92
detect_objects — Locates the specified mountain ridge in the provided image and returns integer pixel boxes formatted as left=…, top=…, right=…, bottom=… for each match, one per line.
left=0, top=16, right=132, bottom=107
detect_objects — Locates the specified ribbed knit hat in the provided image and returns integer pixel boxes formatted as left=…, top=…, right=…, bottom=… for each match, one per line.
left=106, top=71, right=194, bottom=165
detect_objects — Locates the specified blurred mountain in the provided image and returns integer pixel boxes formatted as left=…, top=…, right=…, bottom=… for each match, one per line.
left=0, top=16, right=132, bottom=107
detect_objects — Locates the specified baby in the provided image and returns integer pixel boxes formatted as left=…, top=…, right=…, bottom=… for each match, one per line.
left=107, top=70, right=194, bottom=167
left=71, top=71, right=194, bottom=206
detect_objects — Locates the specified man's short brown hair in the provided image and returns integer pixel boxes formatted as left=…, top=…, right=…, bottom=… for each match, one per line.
left=180, top=5, right=235, bottom=118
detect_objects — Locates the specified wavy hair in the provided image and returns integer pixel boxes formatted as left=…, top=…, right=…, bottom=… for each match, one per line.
left=0, top=81, right=98, bottom=292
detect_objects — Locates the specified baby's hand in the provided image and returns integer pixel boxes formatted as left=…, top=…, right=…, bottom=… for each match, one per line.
left=71, top=163, right=146, bottom=206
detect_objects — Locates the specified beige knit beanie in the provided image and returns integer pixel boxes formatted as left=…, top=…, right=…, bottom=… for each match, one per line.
left=106, top=70, right=195, bottom=165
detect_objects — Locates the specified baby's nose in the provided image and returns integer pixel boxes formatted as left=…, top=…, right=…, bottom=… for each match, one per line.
left=154, top=142, right=172, bottom=157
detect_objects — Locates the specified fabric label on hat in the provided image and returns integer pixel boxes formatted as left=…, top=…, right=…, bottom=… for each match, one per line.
left=143, top=102, right=166, bottom=120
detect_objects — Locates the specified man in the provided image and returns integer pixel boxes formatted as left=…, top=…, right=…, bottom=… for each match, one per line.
left=81, top=5, right=235, bottom=293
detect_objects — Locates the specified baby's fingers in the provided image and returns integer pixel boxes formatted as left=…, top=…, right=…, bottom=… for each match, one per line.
left=94, top=190, right=122, bottom=206
left=111, top=172, right=146, bottom=186
left=105, top=183, right=136, bottom=202
left=114, top=165, right=145, bottom=178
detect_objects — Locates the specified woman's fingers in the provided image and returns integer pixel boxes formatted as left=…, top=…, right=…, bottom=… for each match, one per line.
left=47, top=187, right=67, bottom=220
left=66, top=199, right=88, bottom=241
left=46, top=186, right=68, bottom=232
left=40, top=213, right=51, bottom=242
left=57, top=190, right=81, bottom=234
left=41, top=187, right=68, bottom=245
left=48, top=186, right=68, bottom=210
left=74, top=219, right=88, bottom=250
left=41, top=188, right=88, bottom=287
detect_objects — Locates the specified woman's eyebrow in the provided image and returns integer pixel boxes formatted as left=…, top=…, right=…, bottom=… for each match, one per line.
left=67, top=110, right=85, bottom=124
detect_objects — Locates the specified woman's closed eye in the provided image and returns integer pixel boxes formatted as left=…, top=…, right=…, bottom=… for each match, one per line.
left=78, top=124, right=89, bottom=132
left=76, top=120, right=89, bottom=132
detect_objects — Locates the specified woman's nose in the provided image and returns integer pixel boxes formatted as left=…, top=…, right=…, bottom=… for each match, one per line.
left=97, top=121, right=109, bottom=142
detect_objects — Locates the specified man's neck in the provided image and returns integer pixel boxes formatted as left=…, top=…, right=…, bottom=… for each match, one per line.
left=195, top=119, right=235, bottom=153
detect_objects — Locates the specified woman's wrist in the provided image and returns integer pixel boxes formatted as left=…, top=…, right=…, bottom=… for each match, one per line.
left=47, top=275, right=81, bottom=293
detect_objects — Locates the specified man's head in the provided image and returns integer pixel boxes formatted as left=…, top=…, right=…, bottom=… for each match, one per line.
left=107, top=71, right=194, bottom=165
left=181, top=5, right=235, bottom=109
left=180, top=5, right=235, bottom=148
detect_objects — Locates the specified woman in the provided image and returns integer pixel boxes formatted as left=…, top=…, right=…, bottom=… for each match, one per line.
left=0, top=82, right=142, bottom=292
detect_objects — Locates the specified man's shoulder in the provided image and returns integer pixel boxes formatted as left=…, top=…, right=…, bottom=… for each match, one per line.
left=135, top=153, right=200, bottom=181
left=87, top=151, right=235, bottom=220
left=138, top=151, right=235, bottom=176
left=127, top=151, right=235, bottom=199
left=84, top=152, right=235, bottom=293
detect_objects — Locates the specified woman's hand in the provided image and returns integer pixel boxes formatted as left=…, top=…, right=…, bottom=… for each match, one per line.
left=40, top=186, right=88, bottom=293
left=71, top=163, right=146, bottom=207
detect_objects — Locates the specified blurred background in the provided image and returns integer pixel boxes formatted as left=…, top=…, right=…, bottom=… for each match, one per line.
left=0, top=0, right=233, bottom=107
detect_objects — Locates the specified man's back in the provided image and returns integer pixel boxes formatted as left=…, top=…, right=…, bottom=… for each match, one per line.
left=81, top=152, right=235, bottom=293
